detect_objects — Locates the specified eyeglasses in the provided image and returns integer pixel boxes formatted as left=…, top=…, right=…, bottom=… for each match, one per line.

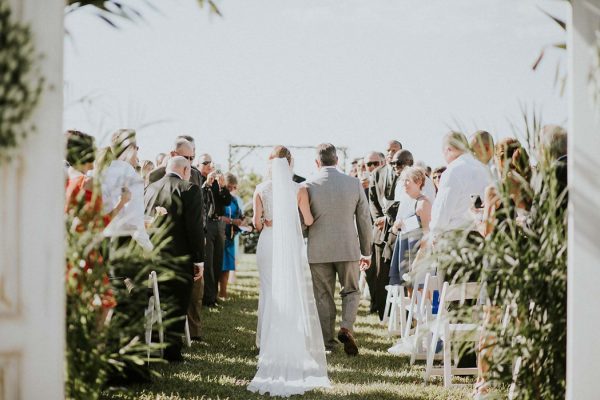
left=366, top=161, right=380, bottom=167
left=201, top=161, right=212, bottom=166
left=182, top=155, right=194, bottom=162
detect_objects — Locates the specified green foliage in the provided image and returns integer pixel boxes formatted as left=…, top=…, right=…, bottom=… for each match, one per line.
left=65, top=0, right=221, bottom=28
left=236, top=170, right=263, bottom=208
left=65, top=185, right=182, bottom=399
left=102, top=255, right=476, bottom=400
left=0, top=0, right=43, bottom=161
left=433, top=121, right=567, bottom=399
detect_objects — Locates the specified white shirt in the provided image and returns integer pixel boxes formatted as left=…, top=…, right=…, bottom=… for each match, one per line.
left=394, top=176, right=436, bottom=223
left=429, top=153, right=491, bottom=235
left=101, top=160, right=153, bottom=251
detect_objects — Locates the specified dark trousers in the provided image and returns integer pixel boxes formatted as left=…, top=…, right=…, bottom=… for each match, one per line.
left=162, top=266, right=194, bottom=360
left=366, top=245, right=378, bottom=312
left=374, top=244, right=391, bottom=321
left=202, top=220, right=226, bottom=305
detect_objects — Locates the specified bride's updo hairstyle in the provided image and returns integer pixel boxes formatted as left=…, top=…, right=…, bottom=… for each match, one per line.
left=269, top=145, right=292, bottom=165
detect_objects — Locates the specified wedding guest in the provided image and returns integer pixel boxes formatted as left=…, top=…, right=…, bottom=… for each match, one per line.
left=414, top=160, right=431, bottom=177
left=148, top=138, right=201, bottom=186
left=66, top=130, right=131, bottom=232
left=144, top=156, right=204, bottom=362
left=470, top=130, right=495, bottom=165
left=140, top=160, right=154, bottom=187
left=540, top=124, right=568, bottom=199
left=478, top=138, right=531, bottom=237
left=429, top=131, right=491, bottom=240
left=220, top=173, right=244, bottom=299
left=155, top=152, right=167, bottom=168
left=369, top=140, right=403, bottom=320
left=361, top=151, right=384, bottom=311
left=64, top=130, right=128, bottom=322
left=389, top=167, right=432, bottom=285
left=101, top=128, right=153, bottom=250
left=197, top=153, right=232, bottom=307
left=431, top=166, right=446, bottom=192
left=349, top=158, right=361, bottom=178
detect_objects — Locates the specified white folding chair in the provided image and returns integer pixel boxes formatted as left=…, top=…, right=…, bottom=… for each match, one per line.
left=409, top=273, right=442, bottom=365
left=145, top=271, right=164, bottom=359
left=424, top=281, right=483, bottom=388
left=382, top=284, right=409, bottom=337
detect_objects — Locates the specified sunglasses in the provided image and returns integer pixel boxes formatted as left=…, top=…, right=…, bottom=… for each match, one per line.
left=181, top=155, right=194, bottom=162
left=366, top=161, right=380, bottom=167
left=201, top=161, right=212, bottom=166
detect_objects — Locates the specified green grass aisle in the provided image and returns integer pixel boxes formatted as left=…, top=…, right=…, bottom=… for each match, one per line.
left=103, top=254, right=472, bottom=400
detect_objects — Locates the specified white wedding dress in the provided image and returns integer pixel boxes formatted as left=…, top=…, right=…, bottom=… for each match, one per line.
left=248, top=158, right=331, bottom=397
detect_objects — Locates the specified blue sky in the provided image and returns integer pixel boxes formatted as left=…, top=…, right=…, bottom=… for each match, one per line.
left=64, top=0, right=568, bottom=177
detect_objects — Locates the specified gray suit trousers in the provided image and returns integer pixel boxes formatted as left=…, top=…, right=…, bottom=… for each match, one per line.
left=309, top=261, right=360, bottom=349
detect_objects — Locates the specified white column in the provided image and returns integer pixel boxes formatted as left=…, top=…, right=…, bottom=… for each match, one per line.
left=0, top=0, right=64, bottom=399
left=568, top=1, right=600, bottom=398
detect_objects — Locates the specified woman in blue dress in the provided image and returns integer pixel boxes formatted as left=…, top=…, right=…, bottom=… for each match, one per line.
left=220, top=173, right=244, bottom=299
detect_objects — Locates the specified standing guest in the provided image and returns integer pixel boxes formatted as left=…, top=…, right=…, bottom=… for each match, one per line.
left=429, top=131, right=491, bottom=240
left=362, top=151, right=384, bottom=308
left=389, top=167, right=432, bottom=286
left=148, top=138, right=201, bottom=186
left=369, top=140, right=402, bottom=320
left=431, top=166, right=446, bottom=192
left=101, top=128, right=153, bottom=250
left=470, top=130, right=498, bottom=181
left=140, top=160, right=154, bottom=187
left=414, top=160, right=431, bottom=177
left=478, top=138, right=532, bottom=237
left=349, top=158, right=361, bottom=178
left=66, top=130, right=131, bottom=232
left=144, top=156, right=204, bottom=362
left=149, top=136, right=205, bottom=340
left=197, top=153, right=232, bottom=307
left=220, top=173, right=244, bottom=299
left=540, top=124, right=568, bottom=201
left=155, top=152, right=167, bottom=168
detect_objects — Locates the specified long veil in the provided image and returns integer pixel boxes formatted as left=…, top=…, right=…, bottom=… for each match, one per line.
left=248, top=157, right=330, bottom=396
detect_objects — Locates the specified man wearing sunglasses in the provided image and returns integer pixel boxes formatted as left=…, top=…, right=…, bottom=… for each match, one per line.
left=368, top=140, right=401, bottom=318
left=148, top=138, right=201, bottom=187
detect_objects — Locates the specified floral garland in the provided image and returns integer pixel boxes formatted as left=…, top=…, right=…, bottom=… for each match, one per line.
left=0, top=0, right=43, bottom=162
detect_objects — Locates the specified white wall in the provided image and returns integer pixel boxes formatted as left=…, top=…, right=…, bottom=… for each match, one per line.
left=568, top=1, right=600, bottom=398
left=0, top=0, right=64, bottom=398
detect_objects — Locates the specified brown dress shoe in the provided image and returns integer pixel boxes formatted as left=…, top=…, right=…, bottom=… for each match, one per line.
left=337, top=328, right=359, bottom=356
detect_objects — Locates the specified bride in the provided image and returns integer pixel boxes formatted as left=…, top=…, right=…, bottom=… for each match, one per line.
left=248, top=146, right=331, bottom=397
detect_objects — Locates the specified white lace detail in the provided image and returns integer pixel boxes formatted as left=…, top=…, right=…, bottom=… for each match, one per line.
left=255, top=179, right=299, bottom=223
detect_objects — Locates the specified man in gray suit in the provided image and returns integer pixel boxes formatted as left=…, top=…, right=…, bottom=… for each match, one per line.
left=305, top=143, right=373, bottom=356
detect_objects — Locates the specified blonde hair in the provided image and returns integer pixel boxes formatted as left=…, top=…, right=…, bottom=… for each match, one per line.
left=401, top=166, right=426, bottom=189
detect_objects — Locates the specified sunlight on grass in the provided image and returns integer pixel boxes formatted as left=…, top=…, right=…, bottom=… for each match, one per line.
left=102, top=253, right=473, bottom=400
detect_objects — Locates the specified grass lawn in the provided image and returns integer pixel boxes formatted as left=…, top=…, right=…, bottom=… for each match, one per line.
left=102, top=254, right=474, bottom=400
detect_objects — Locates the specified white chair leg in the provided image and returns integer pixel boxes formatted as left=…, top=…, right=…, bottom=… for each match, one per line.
left=382, top=285, right=393, bottom=324
left=424, top=327, right=439, bottom=383
left=443, top=338, right=452, bottom=388
left=184, top=316, right=192, bottom=347
left=398, top=287, right=406, bottom=338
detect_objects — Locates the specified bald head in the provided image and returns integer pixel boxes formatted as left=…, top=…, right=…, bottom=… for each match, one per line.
left=391, top=149, right=414, bottom=175
left=166, top=156, right=191, bottom=181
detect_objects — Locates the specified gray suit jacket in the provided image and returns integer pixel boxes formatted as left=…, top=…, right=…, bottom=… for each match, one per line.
left=305, top=167, right=373, bottom=264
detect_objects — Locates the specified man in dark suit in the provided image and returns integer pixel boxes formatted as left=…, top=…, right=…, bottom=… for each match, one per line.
left=196, top=153, right=232, bottom=307
left=148, top=136, right=206, bottom=339
left=144, top=156, right=205, bottom=362
left=148, top=138, right=203, bottom=187
left=368, top=140, right=402, bottom=320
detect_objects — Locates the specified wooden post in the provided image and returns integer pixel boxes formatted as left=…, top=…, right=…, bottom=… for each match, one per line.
left=568, top=1, right=600, bottom=398
left=0, top=0, right=64, bottom=399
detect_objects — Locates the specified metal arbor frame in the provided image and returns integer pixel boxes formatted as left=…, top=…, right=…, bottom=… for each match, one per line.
left=228, top=144, right=349, bottom=173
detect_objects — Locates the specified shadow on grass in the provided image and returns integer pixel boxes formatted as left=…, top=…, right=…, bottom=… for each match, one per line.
left=102, top=254, right=471, bottom=400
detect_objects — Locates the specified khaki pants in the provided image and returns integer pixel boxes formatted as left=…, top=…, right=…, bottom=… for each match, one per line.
left=309, top=261, right=360, bottom=349
left=186, top=276, right=204, bottom=337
